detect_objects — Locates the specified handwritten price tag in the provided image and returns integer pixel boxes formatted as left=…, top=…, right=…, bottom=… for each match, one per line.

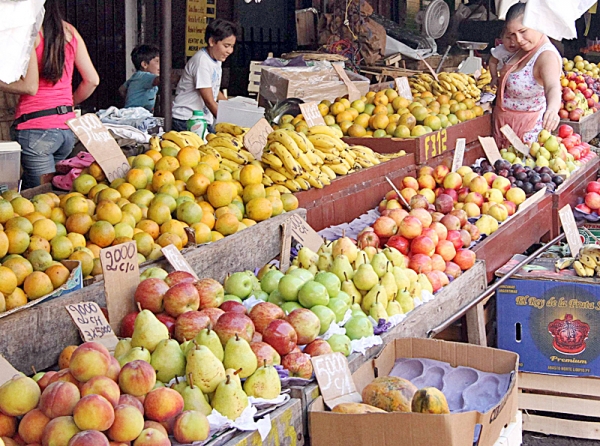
left=478, top=136, right=502, bottom=165
left=559, top=204, right=583, bottom=256
left=332, top=63, right=361, bottom=102
left=0, top=355, right=20, bottom=386
left=395, top=77, right=413, bottom=101
left=299, top=102, right=326, bottom=128
left=66, top=302, right=118, bottom=352
left=452, top=138, right=466, bottom=172
left=500, top=125, right=530, bottom=158
left=67, top=114, right=130, bottom=182
left=161, top=244, right=198, bottom=279
left=100, top=241, right=140, bottom=333
left=289, top=214, right=322, bottom=252
left=311, top=353, right=361, bottom=408
left=243, top=118, right=273, bottom=160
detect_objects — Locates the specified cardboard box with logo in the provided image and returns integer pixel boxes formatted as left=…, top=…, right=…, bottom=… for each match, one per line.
left=308, top=338, right=519, bottom=446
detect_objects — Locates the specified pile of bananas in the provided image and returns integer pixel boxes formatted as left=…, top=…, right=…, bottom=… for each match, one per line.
left=409, top=72, right=481, bottom=100
left=261, top=126, right=405, bottom=192
left=568, top=244, right=600, bottom=277
left=476, top=68, right=494, bottom=93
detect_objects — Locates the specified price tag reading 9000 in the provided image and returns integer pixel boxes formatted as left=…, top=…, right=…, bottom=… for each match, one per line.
left=66, top=302, right=114, bottom=342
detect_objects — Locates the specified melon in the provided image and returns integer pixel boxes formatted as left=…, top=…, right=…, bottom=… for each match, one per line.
left=411, top=387, right=450, bottom=414
left=361, top=376, right=417, bottom=412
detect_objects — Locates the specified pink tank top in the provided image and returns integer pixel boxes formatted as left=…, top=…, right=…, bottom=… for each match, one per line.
left=15, top=27, right=78, bottom=130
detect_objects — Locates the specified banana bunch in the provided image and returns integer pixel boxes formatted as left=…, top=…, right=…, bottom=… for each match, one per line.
left=201, top=133, right=255, bottom=170
left=410, top=72, right=481, bottom=100
left=157, top=130, right=203, bottom=151
left=214, top=122, right=247, bottom=137
left=475, top=68, right=492, bottom=90
left=573, top=244, right=600, bottom=277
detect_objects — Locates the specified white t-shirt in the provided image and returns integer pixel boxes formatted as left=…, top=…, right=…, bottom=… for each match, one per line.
left=172, top=49, right=222, bottom=124
left=491, top=44, right=516, bottom=71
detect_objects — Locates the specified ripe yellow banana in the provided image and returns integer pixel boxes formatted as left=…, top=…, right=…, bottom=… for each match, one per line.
left=307, top=125, right=343, bottom=139
left=202, top=146, right=222, bottom=161
left=261, top=152, right=284, bottom=169
left=149, top=136, right=161, bottom=151
left=296, top=152, right=318, bottom=174
left=160, top=140, right=180, bottom=150
left=318, top=172, right=331, bottom=186
left=328, top=163, right=349, bottom=175
left=284, top=179, right=302, bottom=192
left=214, top=122, right=244, bottom=136
left=162, top=131, right=191, bottom=149
left=295, top=177, right=311, bottom=191
left=207, top=137, right=243, bottom=152
left=261, top=176, right=273, bottom=186
left=309, top=134, right=346, bottom=152
left=304, top=149, right=322, bottom=165
left=269, top=165, right=296, bottom=180
left=179, top=131, right=203, bottom=148
left=268, top=130, right=303, bottom=159
left=274, top=185, right=292, bottom=194
left=265, top=168, right=288, bottom=183
left=213, top=146, right=247, bottom=165
left=269, top=142, right=303, bottom=176
left=219, top=158, right=242, bottom=171
left=283, top=130, right=310, bottom=153
left=305, top=174, right=324, bottom=189
left=320, top=165, right=336, bottom=180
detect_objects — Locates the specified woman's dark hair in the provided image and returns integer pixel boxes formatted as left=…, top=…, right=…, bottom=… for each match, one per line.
left=131, top=45, right=160, bottom=70
left=205, top=19, right=238, bottom=44
left=505, top=2, right=526, bottom=23
left=41, top=0, right=67, bottom=84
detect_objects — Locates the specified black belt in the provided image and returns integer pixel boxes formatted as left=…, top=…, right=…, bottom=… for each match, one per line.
left=13, top=105, right=74, bottom=126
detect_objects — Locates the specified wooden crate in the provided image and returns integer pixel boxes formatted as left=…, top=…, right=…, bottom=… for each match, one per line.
left=295, top=8, right=317, bottom=46
left=519, top=372, right=600, bottom=440
left=559, top=111, right=600, bottom=143
left=550, top=156, right=600, bottom=238
left=0, top=209, right=305, bottom=373
left=344, top=114, right=492, bottom=165
left=295, top=154, right=416, bottom=231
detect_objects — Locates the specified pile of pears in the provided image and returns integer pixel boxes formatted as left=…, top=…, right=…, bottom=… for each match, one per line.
left=117, top=309, right=282, bottom=421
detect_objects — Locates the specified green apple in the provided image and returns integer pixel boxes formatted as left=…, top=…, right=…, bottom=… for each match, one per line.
left=311, top=305, right=336, bottom=335
left=287, top=268, right=314, bottom=284
left=278, top=275, right=305, bottom=301
left=327, top=297, right=349, bottom=322
left=298, top=280, right=329, bottom=307
left=224, top=271, right=254, bottom=298
left=327, top=334, right=352, bottom=356
left=268, top=290, right=286, bottom=306
left=344, top=314, right=374, bottom=340
left=261, top=269, right=285, bottom=294
left=281, top=302, right=303, bottom=315
left=252, top=290, right=269, bottom=301
left=140, top=267, right=169, bottom=281
left=334, top=291, right=351, bottom=306
left=314, top=271, right=341, bottom=297
left=223, top=294, right=242, bottom=303
left=248, top=271, right=261, bottom=291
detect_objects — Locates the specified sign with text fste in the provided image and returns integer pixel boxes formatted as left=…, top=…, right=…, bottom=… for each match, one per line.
left=243, top=118, right=273, bottom=160
left=66, top=302, right=119, bottom=352
left=299, top=102, right=326, bottom=128
left=100, top=242, right=140, bottom=333
left=185, top=0, right=217, bottom=57
left=559, top=204, right=583, bottom=256
left=289, top=214, right=322, bottom=252
left=161, top=244, right=198, bottom=279
left=452, top=138, right=466, bottom=172
left=332, top=63, right=361, bottom=102
left=395, top=77, right=413, bottom=101
left=311, top=353, right=361, bottom=409
left=478, top=136, right=502, bottom=165
left=67, top=114, right=130, bottom=182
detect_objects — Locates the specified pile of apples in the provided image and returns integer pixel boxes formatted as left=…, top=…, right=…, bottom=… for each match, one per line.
left=555, top=125, right=594, bottom=162
left=578, top=180, right=600, bottom=214
left=559, top=72, right=598, bottom=122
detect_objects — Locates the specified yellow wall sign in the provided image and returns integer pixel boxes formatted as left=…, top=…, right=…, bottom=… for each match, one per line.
left=185, top=0, right=217, bottom=57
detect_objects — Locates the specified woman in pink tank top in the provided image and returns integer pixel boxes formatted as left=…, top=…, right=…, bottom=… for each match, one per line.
left=12, top=0, right=99, bottom=189
left=492, top=3, right=562, bottom=148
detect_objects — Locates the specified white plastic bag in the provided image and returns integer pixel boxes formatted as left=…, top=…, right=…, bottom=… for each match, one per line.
left=523, top=0, right=596, bottom=40
left=0, top=0, right=44, bottom=84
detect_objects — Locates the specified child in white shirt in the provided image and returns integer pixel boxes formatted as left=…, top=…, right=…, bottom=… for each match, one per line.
left=488, top=30, right=520, bottom=88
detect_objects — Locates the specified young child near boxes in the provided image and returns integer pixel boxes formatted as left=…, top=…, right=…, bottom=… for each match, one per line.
left=171, top=19, right=238, bottom=132
left=488, top=29, right=520, bottom=89
left=119, top=44, right=161, bottom=113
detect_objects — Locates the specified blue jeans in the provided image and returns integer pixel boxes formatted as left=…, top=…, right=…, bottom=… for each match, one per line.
left=14, top=129, right=75, bottom=189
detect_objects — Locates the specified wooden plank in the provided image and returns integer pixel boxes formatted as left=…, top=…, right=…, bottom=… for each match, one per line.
left=522, top=414, right=600, bottom=440
left=0, top=210, right=305, bottom=373
left=519, top=372, right=600, bottom=398
left=519, top=392, right=600, bottom=417
left=465, top=302, right=487, bottom=346
left=222, top=398, right=304, bottom=446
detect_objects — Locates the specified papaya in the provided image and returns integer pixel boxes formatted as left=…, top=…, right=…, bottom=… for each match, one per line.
left=361, top=376, right=417, bottom=412
left=411, top=387, right=450, bottom=414
left=332, top=402, right=387, bottom=414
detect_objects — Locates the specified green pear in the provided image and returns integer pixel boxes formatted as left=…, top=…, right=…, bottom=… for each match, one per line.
left=317, top=252, right=334, bottom=271
left=153, top=381, right=165, bottom=389
left=353, top=264, right=379, bottom=291
left=370, top=253, right=391, bottom=278
left=186, top=344, right=226, bottom=393
left=417, top=274, right=433, bottom=294
left=327, top=297, right=350, bottom=323
left=180, top=340, right=193, bottom=356
left=225, top=368, right=243, bottom=387
left=211, top=374, right=249, bottom=420
left=334, top=290, right=351, bottom=306
left=360, top=285, right=387, bottom=313
left=345, top=313, right=374, bottom=340
left=386, top=300, right=403, bottom=316
left=409, top=281, right=423, bottom=301
left=195, top=326, right=224, bottom=361
left=117, top=346, right=151, bottom=367
left=171, top=376, right=188, bottom=394
left=308, top=263, right=319, bottom=276
left=297, top=246, right=319, bottom=269
left=326, top=334, right=352, bottom=356
left=350, top=298, right=365, bottom=317
left=181, top=373, right=212, bottom=415
left=404, top=268, right=418, bottom=283
left=151, top=339, right=186, bottom=383
left=332, top=237, right=358, bottom=263
left=380, top=272, right=398, bottom=301
left=396, top=288, right=414, bottom=314
left=369, top=296, right=388, bottom=321
left=383, top=247, right=406, bottom=267
left=341, top=272, right=362, bottom=305
left=114, top=338, right=132, bottom=359
left=131, top=309, right=169, bottom=353
left=257, top=263, right=277, bottom=280
left=223, top=334, right=257, bottom=379
left=330, top=255, right=354, bottom=282
left=392, top=266, right=411, bottom=292
left=243, top=360, right=281, bottom=400
left=353, top=250, right=369, bottom=270
left=317, top=241, right=333, bottom=255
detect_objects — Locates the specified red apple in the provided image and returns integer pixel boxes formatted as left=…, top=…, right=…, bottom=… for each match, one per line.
left=402, top=176, right=420, bottom=190
left=303, top=339, right=334, bottom=357
left=569, top=108, right=583, bottom=121
left=409, top=208, right=432, bottom=228
left=575, top=203, right=592, bottom=214
left=262, top=320, right=298, bottom=356
left=250, top=341, right=281, bottom=366
left=430, top=222, right=448, bottom=241
left=386, top=235, right=410, bottom=255
left=444, top=188, right=459, bottom=203
left=503, top=200, right=517, bottom=216
left=586, top=181, right=600, bottom=194
left=120, top=312, right=139, bottom=338
left=454, top=249, right=476, bottom=270
left=252, top=331, right=263, bottom=343
left=155, top=313, right=176, bottom=336
left=357, top=230, right=380, bottom=249
left=432, top=165, right=450, bottom=184
left=164, top=271, right=196, bottom=287
left=457, top=187, right=470, bottom=203
left=435, top=240, right=456, bottom=262
left=408, top=253, right=433, bottom=274
left=411, top=236, right=435, bottom=257
left=199, top=307, right=225, bottom=326
left=430, top=253, right=446, bottom=271
left=174, top=311, right=210, bottom=343
left=384, top=208, right=409, bottom=227
left=446, top=230, right=463, bottom=250
left=282, top=352, right=313, bottom=379
left=441, top=214, right=461, bottom=231
left=285, top=308, right=321, bottom=345
left=398, top=216, right=423, bottom=239
left=445, top=261, right=462, bottom=279
left=459, top=229, right=471, bottom=248
left=163, top=283, right=200, bottom=318
left=373, top=216, right=397, bottom=238
left=410, top=194, right=430, bottom=209
left=134, top=279, right=169, bottom=314
left=194, top=278, right=224, bottom=309
left=425, top=271, right=442, bottom=292
left=214, top=312, right=255, bottom=345
left=562, top=88, right=576, bottom=101
left=421, top=227, right=439, bottom=246
left=219, top=301, right=247, bottom=314
left=248, top=302, right=285, bottom=334
left=450, top=209, right=467, bottom=227
left=585, top=192, right=600, bottom=210
left=559, top=109, right=569, bottom=119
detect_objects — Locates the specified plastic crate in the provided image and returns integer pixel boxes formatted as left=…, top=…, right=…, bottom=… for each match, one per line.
left=0, top=142, right=21, bottom=190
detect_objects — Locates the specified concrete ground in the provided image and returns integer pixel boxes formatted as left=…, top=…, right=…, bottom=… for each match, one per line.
left=523, top=433, right=600, bottom=445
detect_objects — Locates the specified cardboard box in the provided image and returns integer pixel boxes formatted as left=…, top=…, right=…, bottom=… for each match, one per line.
left=308, top=338, right=518, bottom=446
left=496, top=256, right=600, bottom=377
left=258, top=66, right=369, bottom=106
left=216, top=97, right=265, bottom=128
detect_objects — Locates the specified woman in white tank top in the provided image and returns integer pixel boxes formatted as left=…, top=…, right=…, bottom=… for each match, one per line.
left=493, top=3, right=562, bottom=147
